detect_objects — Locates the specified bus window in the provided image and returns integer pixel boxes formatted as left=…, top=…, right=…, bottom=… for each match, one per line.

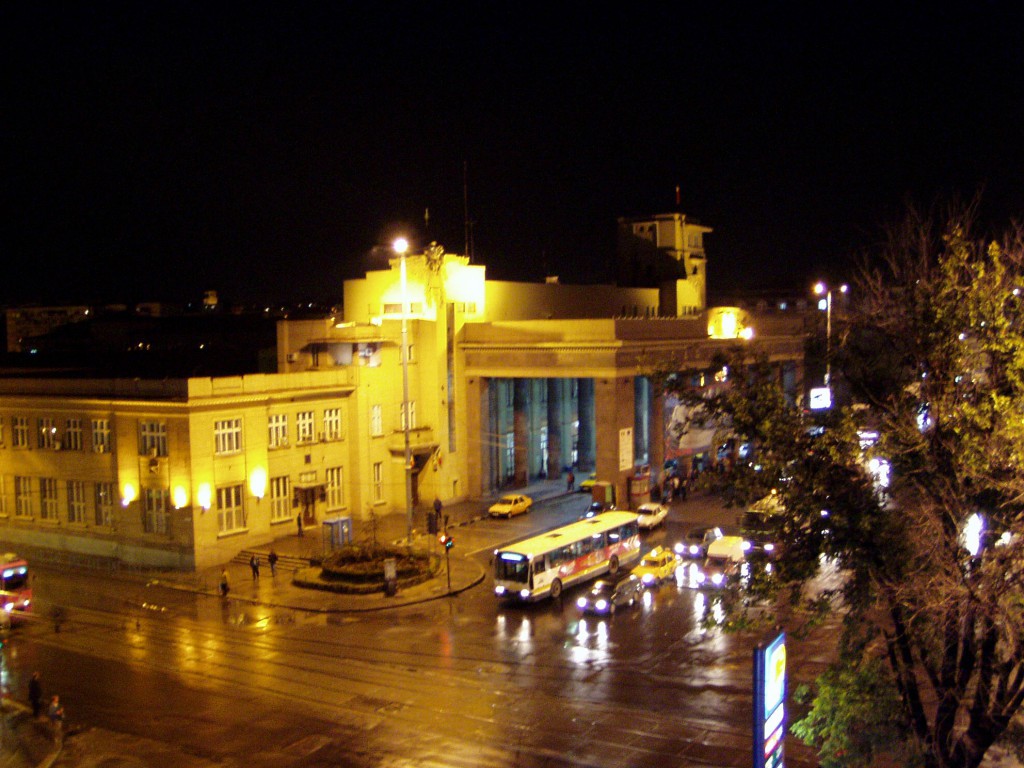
left=532, top=555, right=546, bottom=573
left=495, top=553, right=530, bottom=584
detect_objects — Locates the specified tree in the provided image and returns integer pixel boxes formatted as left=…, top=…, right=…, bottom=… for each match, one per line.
left=666, top=209, right=1024, bottom=768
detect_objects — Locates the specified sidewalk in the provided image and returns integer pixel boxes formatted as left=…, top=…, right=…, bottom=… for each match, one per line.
left=151, top=477, right=578, bottom=613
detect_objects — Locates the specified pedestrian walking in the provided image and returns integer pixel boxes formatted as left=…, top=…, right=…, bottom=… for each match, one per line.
left=48, top=695, right=64, bottom=743
left=567, top=470, right=575, bottom=492
left=28, top=671, right=43, bottom=719
left=249, top=554, right=260, bottom=580
left=296, top=514, right=304, bottom=537
left=219, top=567, right=230, bottom=597
left=268, top=549, right=278, bottom=577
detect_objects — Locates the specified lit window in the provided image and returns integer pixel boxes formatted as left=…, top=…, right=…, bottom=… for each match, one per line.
left=296, top=411, right=314, bottom=443
left=216, top=484, right=246, bottom=533
left=67, top=480, right=87, bottom=524
left=269, top=476, right=291, bottom=522
left=95, top=482, right=115, bottom=526
left=91, top=419, right=111, bottom=453
left=268, top=414, right=288, bottom=448
left=326, top=466, right=345, bottom=510
left=144, top=488, right=170, bottom=534
left=64, top=418, right=83, bottom=451
left=40, top=478, right=58, bottom=520
left=400, top=401, right=417, bottom=431
left=372, top=462, right=384, bottom=502
left=38, top=418, right=57, bottom=449
left=214, top=418, right=243, bottom=455
left=139, top=421, right=167, bottom=457
left=323, top=408, right=343, bottom=440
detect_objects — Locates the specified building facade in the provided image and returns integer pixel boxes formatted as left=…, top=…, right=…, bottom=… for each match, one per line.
left=0, top=224, right=806, bottom=570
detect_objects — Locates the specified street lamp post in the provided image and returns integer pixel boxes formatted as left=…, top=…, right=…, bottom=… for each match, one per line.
left=813, top=282, right=847, bottom=387
left=394, top=237, right=414, bottom=546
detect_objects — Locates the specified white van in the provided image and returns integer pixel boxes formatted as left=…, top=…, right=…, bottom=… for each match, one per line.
left=699, top=535, right=750, bottom=587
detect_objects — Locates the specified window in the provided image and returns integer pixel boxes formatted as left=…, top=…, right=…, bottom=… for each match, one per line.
left=143, top=488, right=170, bottom=535
left=214, top=418, right=243, bottom=455
left=268, top=414, right=288, bottom=448
left=0, top=417, right=5, bottom=447
left=67, top=481, right=87, bottom=524
left=406, top=343, right=415, bottom=363
left=38, top=418, right=57, bottom=449
left=326, top=466, right=345, bottom=510
left=13, top=417, right=29, bottom=448
left=296, top=411, right=314, bottom=443
left=269, top=476, right=291, bottom=522
left=217, top=484, right=245, bottom=533
left=91, top=419, right=111, bottom=453
left=505, top=432, right=515, bottom=477
left=64, top=418, right=83, bottom=451
left=0, top=477, right=5, bottom=515
left=40, top=478, right=58, bottom=521
left=323, top=408, right=342, bottom=440
left=15, top=477, right=33, bottom=517
left=399, top=400, right=417, bottom=431
left=372, top=462, right=384, bottom=502
left=370, top=404, right=383, bottom=436
left=139, top=421, right=168, bottom=457
left=95, top=482, right=115, bottom=526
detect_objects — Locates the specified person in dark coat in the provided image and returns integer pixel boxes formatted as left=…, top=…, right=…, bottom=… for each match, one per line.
left=28, top=671, right=43, bottom=718
left=268, top=549, right=279, bottom=576
left=250, top=554, right=260, bottom=580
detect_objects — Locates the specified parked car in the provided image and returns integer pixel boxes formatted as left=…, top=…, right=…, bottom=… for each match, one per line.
left=676, top=525, right=724, bottom=560
left=578, top=473, right=598, bottom=492
left=631, top=546, right=681, bottom=586
left=635, top=502, right=669, bottom=529
left=488, top=494, right=533, bottom=518
left=576, top=574, right=643, bottom=615
left=696, top=535, right=750, bottom=588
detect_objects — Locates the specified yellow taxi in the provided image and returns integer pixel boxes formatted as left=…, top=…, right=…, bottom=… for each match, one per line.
left=631, top=546, right=681, bottom=586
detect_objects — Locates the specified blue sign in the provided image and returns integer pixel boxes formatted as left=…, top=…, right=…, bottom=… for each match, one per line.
left=753, top=632, right=786, bottom=768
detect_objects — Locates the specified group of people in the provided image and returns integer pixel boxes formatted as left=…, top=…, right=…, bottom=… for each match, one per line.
left=27, top=671, right=65, bottom=742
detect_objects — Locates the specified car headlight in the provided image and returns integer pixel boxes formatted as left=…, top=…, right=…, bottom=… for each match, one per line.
left=674, top=543, right=684, bottom=555
left=711, top=573, right=724, bottom=586
left=595, top=600, right=608, bottom=611
left=695, top=571, right=706, bottom=584
left=642, top=574, right=655, bottom=584
left=3, top=603, right=12, bottom=612
left=494, top=586, right=506, bottom=596
left=764, top=543, right=775, bottom=552
left=519, top=589, right=531, bottom=599
left=689, top=545, right=699, bottom=555
left=577, top=597, right=588, bottom=609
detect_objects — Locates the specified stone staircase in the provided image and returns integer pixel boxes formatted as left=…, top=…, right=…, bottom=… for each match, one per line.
left=231, top=549, right=312, bottom=573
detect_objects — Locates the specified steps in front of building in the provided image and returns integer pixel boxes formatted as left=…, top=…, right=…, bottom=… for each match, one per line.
left=232, top=549, right=311, bottom=571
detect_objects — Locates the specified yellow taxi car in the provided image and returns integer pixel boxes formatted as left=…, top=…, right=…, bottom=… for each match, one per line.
left=631, top=546, right=681, bottom=586
left=488, top=494, right=533, bottom=518
left=578, top=473, right=598, bottom=492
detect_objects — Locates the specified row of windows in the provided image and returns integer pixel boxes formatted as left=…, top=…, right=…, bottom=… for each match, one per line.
left=0, top=469, right=350, bottom=535
left=0, top=416, right=112, bottom=453
left=0, top=407, right=351, bottom=457
left=368, top=402, right=417, bottom=437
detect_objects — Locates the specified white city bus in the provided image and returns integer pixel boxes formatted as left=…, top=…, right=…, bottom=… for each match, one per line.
left=493, top=512, right=641, bottom=602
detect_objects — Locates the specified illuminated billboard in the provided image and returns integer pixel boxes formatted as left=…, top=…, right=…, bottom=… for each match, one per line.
left=753, top=631, right=786, bottom=768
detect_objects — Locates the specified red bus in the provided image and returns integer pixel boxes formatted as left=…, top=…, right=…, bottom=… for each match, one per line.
left=493, top=512, right=641, bottom=602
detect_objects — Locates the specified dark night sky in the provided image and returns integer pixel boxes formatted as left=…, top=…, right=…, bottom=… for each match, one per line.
left=4, top=3, right=1023, bottom=306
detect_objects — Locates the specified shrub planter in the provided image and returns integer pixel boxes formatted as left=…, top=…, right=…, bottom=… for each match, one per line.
left=293, top=543, right=439, bottom=594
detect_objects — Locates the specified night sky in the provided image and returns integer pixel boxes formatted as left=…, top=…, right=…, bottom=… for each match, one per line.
left=5, top=3, right=1023, bottom=306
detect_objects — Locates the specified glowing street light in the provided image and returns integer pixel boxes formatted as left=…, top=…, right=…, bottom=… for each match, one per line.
left=814, top=282, right=847, bottom=387
left=394, top=237, right=414, bottom=545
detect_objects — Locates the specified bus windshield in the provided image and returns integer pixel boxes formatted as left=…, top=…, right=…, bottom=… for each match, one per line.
left=495, top=552, right=530, bottom=584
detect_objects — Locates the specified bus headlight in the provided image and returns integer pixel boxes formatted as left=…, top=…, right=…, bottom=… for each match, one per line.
left=494, top=586, right=506, bottom=596
left=519, top=589, right=531, bottom=600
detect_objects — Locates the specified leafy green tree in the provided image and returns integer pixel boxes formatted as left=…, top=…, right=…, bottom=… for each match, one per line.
left=662, top=210, right=1024, bottom=768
